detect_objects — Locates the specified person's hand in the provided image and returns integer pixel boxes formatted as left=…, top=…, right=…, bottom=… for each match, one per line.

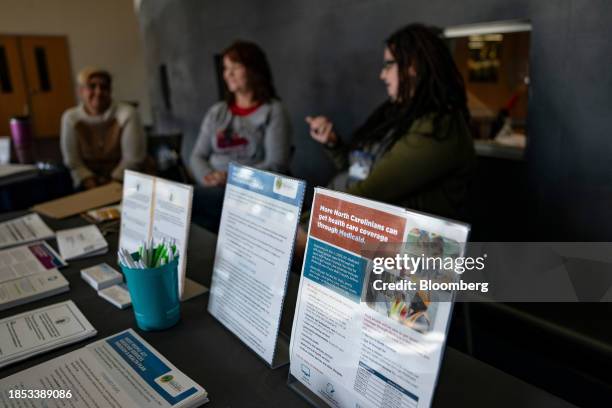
left=306, top=116, right=337, bottom=146
left=82, top=176, right=98, bottom=190
left=203, top=171, right=228, bottom=187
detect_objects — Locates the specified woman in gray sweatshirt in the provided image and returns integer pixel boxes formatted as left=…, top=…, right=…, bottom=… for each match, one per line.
left=190, top=41, right=292, bottom=232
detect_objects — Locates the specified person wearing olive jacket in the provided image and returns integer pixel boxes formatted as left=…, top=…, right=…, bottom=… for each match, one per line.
left=306, top=23, right=474, bottom=220
left=297, top=23, right=474, bottom=257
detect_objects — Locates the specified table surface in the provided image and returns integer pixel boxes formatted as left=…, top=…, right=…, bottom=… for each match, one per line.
left=0, top=211, right=576, bottom=408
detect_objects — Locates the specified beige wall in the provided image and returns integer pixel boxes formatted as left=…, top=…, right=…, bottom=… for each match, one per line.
left=0, top=0, right=151, bottom=124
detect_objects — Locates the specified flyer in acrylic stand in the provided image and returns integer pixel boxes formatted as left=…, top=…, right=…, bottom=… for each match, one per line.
left=208, top=163, right=305, bottom=368
left=119, top=170, right=207, bottom=300
left=288, top=188, right=470, bottom=408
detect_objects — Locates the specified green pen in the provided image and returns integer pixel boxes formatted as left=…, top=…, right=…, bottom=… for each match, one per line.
left=160, top=245, right=169, bottom=266
left=152, top=244, right=161, bottom=267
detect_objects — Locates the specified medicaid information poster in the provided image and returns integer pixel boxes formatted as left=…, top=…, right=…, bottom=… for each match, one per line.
left=0, top=329, right=208, bottom=408
left=208, top=164, right=305, bottom=366
left=289, top=188, right=470, bottom=408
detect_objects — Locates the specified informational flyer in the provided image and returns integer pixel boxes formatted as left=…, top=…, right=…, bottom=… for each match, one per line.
left=151, top=178, right=194, bottom=295
left=119, top=171, right=156, bottom=254
left=0, top=213, right=54, bottom=249
left=0, top=241, right=65, bottom=280
left=208, top=164, right=305, bottom=366
left=289, top=189, right=470, bottom=408
left=0, top=241, right=69, bottom=311
left=0, top=329, right=208, bottom=408
left=0, top=269, right=69, bottom=311
left=120, top=170, right=194, bottom=297
left=0, top=300, right=96, bottom=368
left=56, top=225, right=109, bottom=260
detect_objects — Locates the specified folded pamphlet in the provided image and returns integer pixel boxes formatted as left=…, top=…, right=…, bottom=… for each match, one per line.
left=57, top=225, right=108, bottom=261
left=0, top=300, right=96, bottom=368
left=98, top=283, right=132, bottom=309
left=81, top=262, right=123, bottom=290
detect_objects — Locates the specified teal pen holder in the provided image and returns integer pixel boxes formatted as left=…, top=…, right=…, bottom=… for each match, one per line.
left=120, top=253, right=180, bottom=331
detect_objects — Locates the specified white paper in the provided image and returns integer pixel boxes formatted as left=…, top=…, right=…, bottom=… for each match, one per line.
left=0, top=213, right=54, bottom=249
left=119, top=171, right=156, bottom=252
left=289, top=189, right=470, bottom=408
left=81, top=263, right=123, bottom=290
left=56, top=225, right=108, bottom=261
left=0, top=269, right=69, bottom=311
left=0, top=329, right=208, bottom=408
left=0, top=137, right=10, bottom=164
left=208, top=164, right=305, bottom=365
left=119, top=171, right=194, bottom=297
left=99, top=283, right=132, bottom=309
left=0, top=241, right=66, bottom=283
left=151, top=178, right=193, bottom=297
left=0, top=300, right=96, bottom=368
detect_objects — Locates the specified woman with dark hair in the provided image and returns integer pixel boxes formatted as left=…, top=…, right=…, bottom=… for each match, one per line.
left=191, top=41, right=291, bottom=232
left=307, top=23, right=474, bottom=219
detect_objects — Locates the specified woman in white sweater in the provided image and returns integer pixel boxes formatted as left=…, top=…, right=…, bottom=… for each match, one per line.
left=61, top=67, right=146, bottom=189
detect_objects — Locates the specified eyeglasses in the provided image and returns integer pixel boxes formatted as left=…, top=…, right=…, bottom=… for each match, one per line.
left=382, top=59, right=397, bottom=70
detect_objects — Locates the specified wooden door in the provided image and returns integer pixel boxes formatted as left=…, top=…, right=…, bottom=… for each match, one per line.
left=0, top=35, right=29, bottom=136
left=19, top=36, right=75, bottom=138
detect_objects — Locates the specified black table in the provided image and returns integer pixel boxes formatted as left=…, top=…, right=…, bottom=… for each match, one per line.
left=0, top=211, right=576, bottom=407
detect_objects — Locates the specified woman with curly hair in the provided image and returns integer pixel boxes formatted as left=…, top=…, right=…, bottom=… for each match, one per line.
left=307, top=23, right=474, bottom=220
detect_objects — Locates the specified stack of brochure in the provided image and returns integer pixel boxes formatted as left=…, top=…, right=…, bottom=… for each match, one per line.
left=80, top=263, right=132, bottom=309
left=0, top=242, right=69, bottom=311
left=81, top=263, right=123, bottom=290
left=0, top=329, right=209, bottom=407
left=0, top=213, right=54, bottom=249
left=0, top=301, right=96, bottom=368
left=57, top=225, right=108, bottom=260
left=98, top=283, right=132, bottom=309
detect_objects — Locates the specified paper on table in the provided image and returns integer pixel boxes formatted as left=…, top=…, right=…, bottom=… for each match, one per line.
left=208, top=164, right=305, bottom=366
left=0, top=300, right=96, bottom=368
left=289, top=188, right=470, bottom=408
left=120, top=170, right=196, bottom=299
left=0, top=329, right=209, bottom=407
left=119, top=171, right=155, bottom=255
left=56, top=225, right=108, bottom=261
left=98, top=283, right=131, bottom=309
left=151, top=177, right=193, bottom=298
left=0, top=269, right=69, bottom=311
left=0, top=164, right=37, bottom=179
left=0, top=241, right=66, bottom=283
left=0, top=213, right=54, bottom=249
left=81, top=263, right=123, bottom=290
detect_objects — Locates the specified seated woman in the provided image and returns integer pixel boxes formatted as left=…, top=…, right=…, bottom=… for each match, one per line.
left=190, top=41, right=292, bottom=232
left=61, top=67, right=146, bottom=190
left=306, top=23, right=474, bottom=219
left=296, top=23, right=474, bottom=256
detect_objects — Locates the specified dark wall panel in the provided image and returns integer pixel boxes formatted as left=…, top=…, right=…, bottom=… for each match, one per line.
left=138, top=0, right=612, bottom=240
